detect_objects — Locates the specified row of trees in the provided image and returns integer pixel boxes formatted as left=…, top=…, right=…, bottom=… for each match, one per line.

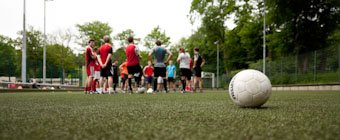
left=0, top=22, right=173, bottom=81
left=1, top=0, right=339, bottom=83
left=185, top=0, right=339, bottom=74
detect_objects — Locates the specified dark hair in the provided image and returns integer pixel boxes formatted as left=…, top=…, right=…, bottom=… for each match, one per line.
left=194, top=47, right=199, bottom=52
left=88, top=39, right=95, bottom=44
left=127, top=36, right=134, bottom=43
left=93, top=47, right=98, bottom=51
left=155, top=40, right=162, bottom=46
left=180, top=48, right=185, bottom=53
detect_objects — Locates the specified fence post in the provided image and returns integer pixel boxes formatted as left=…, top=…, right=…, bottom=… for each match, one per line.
left=314, top=50, right=317, bottom=83
left=295, top=54, right=298, bottom=83
left=338, top=46, right=340, bottom=82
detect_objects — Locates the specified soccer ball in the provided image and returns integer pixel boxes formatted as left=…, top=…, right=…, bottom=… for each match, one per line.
left=146, top=88, right=153, bottom=94
left=137, top=87, right=146, bottom=94
left=228, top=69, right=272, bottom=107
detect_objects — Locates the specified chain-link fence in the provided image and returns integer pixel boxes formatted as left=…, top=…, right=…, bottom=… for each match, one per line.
left=219, top=46, right=340, bottom=88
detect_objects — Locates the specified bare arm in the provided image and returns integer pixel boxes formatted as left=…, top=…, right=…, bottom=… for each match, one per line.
left=103, top=53, right=112, bottom=67
left=201, top=58, right=205, bottom=68
left=165, top=50, right=173, bottom=64
left=97, top=56, right=103, bottom=66
left=148, top=51, right=153, bottom=62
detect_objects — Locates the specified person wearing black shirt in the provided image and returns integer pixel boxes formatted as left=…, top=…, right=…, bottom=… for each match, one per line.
left=193, top=48, right=205, bottom=93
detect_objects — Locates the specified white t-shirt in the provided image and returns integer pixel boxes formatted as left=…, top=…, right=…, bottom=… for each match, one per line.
left=177, top=52, right=191, bottom=69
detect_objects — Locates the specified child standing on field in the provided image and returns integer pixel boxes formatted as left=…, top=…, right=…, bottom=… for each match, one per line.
left=93, top=48, right=101, bottom=94
left=119, top=60, right=129, bottom=93
left=143, top=61, right=154, bottom=89
left=112, top=60, right=119, bottom=93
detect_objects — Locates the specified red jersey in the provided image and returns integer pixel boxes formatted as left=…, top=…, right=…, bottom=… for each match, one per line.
left=94, top=61, right=100, bottom=71
left=125, top=44, right=139, bottom=66
left=99, top=43, right=113, bottom=64
left=144, top=66, right=154, bottom=77
left=85, top=46, right=95, bottom=66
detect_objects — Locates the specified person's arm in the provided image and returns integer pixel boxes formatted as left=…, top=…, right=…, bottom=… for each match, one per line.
left=103, top=48, right=113, bottom=68
left=97, top=55, right=103, bottom=67
left=201, top=57, right=205, bottom=68
left=174, top=67, right=176, bottom=78
left=176, top=53, right=181, bottom=63
left=193, top=55, right=197, bottom=68
left=165, top=50, right=173, bottom=64
left=143, top=67, right=147, bottom=76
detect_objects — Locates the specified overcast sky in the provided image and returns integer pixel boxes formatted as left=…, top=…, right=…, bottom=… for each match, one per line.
left=0, top=0, right=236, bottom=53
left=0, top=0, right=197, bottom=50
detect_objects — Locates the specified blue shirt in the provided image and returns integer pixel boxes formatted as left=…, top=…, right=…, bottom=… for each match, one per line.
left=166, top=65, right=176, bottom=78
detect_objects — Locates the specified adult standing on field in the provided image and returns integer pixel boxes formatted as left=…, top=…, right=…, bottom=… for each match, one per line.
left=148, top=40, right=173, bottom=93
left=125, top=37, right=142, bottom=93
left=193, top=48, right=205, bottom=93
left=177, top=48, right=191, bottom=93
left=98, top=35, right=114, bottom=94
left=84, top=39, right=96, bottom=94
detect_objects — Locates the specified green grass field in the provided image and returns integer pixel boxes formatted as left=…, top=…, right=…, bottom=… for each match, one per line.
left=1, top=91, right=339, bottom=140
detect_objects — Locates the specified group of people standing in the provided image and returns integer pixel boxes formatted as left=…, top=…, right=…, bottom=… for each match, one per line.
left=84, top=36, right=205, bottom=94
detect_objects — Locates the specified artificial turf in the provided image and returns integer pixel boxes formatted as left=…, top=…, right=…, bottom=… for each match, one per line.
left=0, top=91, right=339, bottom=140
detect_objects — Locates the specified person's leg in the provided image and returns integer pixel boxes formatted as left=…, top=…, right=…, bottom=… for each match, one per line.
left=193, top=76, right=198, bottom=92
left=128, top=74, right=133, bottom=92
left=199, top=77, right=203, bottom=92
left=181, top=76, right=186, bottom=92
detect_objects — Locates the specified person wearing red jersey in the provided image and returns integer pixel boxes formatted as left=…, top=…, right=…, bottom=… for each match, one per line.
left=143, top=61, right=154, bottom=89
left=92, top=48, right=101, bottom=94
left=125, top=37, right=142, bottom=93
left=85, top=39, right=96, bottom=94
left=97, top=36, right=113, bottom=94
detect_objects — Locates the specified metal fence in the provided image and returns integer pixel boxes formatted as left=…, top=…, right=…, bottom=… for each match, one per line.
left=219, top=46, right=340, bottom=87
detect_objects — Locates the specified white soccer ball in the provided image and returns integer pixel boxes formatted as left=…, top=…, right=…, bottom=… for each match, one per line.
left=146, top=88, right=153, bottom=94
left=137, top=87, right=146, bottom=94
left=228, top=69, right=272, bottom=107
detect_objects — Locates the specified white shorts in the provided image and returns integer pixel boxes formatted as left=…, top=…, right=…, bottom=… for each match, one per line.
left=157, top=77, right=163, bottom=83
left=94, top=71, right=100, bottom=80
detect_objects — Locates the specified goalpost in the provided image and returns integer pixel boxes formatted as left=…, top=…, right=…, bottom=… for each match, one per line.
left=201, top=72, right=215, bottom=89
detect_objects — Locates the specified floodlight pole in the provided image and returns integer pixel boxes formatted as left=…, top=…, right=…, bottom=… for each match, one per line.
left=214, top=41, right=219, bottom=89
left=43, top=0, right=53, bottom=83
left=263, top=0, right=266, bottom=74
left=21, top=0, right=27, bottom=83
left=43, top=0, right=46, bottom=83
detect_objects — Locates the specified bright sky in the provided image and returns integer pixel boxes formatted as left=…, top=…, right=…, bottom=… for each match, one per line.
left=0, top=0, right=199, bottom=51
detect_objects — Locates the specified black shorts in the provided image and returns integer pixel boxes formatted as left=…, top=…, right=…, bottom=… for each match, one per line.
left=121, top=74, right=128, bottom=82
left=127, top=65, right=142, bottom=77
left=180, top=68, right=192, bottom=80
left=168, top=77, right=175, bottom=82
left=113, top=76, right=119, bottom=83
left=154, top=67, right=166, bottom=77
left=100, top=63, right=113, bottom=77
left=194, top=67, right=202, bottom=77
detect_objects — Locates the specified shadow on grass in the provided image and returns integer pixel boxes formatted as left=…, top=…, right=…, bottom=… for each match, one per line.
left=238, top=105, right=279, bottom=110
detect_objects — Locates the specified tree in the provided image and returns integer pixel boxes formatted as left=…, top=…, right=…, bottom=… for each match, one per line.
left=144, top=26, right=171, bottom=50
left=0, top=35, right=18, bottom=79
left=48, top=28, right=75, bottom=84
left=267, top=0, right=340, bottom=72
left=46, top=44, right=78, bottom=79
left=76, top=21, right=113, bottom=47
left=16, top=26, right=44, bottom=79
